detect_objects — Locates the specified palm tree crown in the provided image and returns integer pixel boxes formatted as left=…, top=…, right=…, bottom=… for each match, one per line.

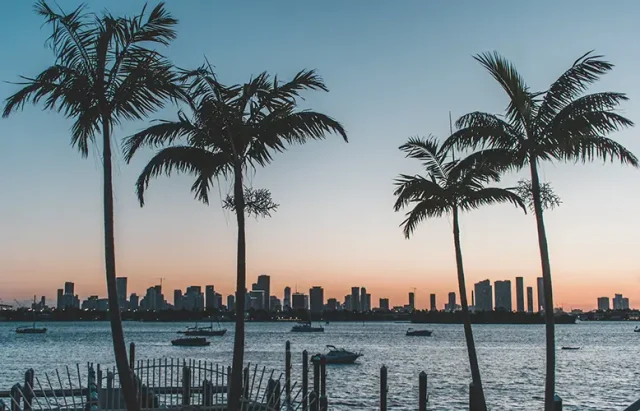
left=394, top=136, right=524, bottom=237
left=123, top=65, right=347, bottom=202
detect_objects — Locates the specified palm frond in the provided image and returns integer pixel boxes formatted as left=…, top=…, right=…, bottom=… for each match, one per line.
left=446, top=112, right=521, bottom=151
left=393, top=174, right=447, bottom=211
left=123, top=114, right=199, bottom=162
left=399, top=198, right=449, bottom=239
left=399, top=136, right=448, bottom=183
left=134, top=146, right=229, bottom=206
left=474, top=52, right=535, bottom=133
left=536, top=51, right=613, bottom=129
left=271, top=69, right=328, bottom=103
left=458, top=187, right=526, bottom=214
left=551, top=134, right=638, bottom=166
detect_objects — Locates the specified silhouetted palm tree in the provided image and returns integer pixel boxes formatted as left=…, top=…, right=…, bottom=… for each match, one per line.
left=3, top=2, right=180, bottom=410
left=444, top=51, right=638, bottom=410
left=123, top=65, right=347, bottom=409
left=394, top=136, right=525, bottom=411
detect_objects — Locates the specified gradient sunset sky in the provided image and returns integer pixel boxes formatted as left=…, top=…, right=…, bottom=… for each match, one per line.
left=1, top=0, right=639, bottom=311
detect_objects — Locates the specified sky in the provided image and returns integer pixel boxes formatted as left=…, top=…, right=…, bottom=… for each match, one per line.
left=1, top=0, right=639, bottom=311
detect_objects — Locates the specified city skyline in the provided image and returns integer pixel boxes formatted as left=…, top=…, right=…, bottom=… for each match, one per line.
left=1, top=0, right=640, bottom=311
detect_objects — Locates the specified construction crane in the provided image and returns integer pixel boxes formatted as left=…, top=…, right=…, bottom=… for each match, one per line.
left=158, top=277, right=167, bottom=290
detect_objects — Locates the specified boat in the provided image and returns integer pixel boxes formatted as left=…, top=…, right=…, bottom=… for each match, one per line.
left=406, top=328, right=433, bottom=336
left=16, top=296, right=47, bottom=334
left=171, top=337, right=210, bottom=347
left=311, top=345, right=363, bottom=364
left=178, top=323, right=227, bottom=336
left=634, top=326, right=640, bottom=333
left=561, top=346, right=580, bottom=350
left=291, top=321, right=324, bottom=333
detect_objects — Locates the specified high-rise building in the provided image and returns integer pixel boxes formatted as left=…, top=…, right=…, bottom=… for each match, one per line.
left=537, top=277, right=545, bottom=312
left=326, top=298, right=338, bottom=311
left=56, top=289, right=64, bottom=310
left=183, top=286, right=204, bottom=311
left=205, top=285, right=215, bottom=311
left=515, top=277, right=524, bottom=312
left=292, top=292, right=306, bottom=310
left=309, top=287, right=324, bottom=314
left=249, top=290, right=266, bottom=310
left=39, top=296, right=45, bottom=309
left=174, top=290, right=183, bottom=310
left=613, top=294, right=630, bottom=310
left=408, top=292, right=415, bottom=311
left=227, top=295, right=235, bottom=311
left=256, top=275, right=271, bottom=311
left=116, top=277, right=127, bottom=310
left=471, top=291, right=474, bottom=307
left=446, top=292, right=456, bottom=311
left=129, top=293, right=139, bottom=311
left=430, top=294, right=436, bottom=311
left=351, top=287, right=360, bottom=312
left=379, top=298, right=390, bottom=311
left=494, top=280, right=512, bottom=311
left=269, top=296, right=282, bottom=312
left=526, top=287, right=533, bottom=313
left=474, top=280, right=492, bottom=311
left=366, top=294, right=371, bottom=312
left=344, top=295, right=352, bottom=311
left=284, top=287, right=291, bottom=310
left=64, top=282, right=74, bottom=296
left=360, top=288, right=367, bottom=311
left=597, top=297, right=610, bottom=311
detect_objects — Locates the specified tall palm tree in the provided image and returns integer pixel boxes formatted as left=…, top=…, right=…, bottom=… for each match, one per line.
left=3, top=2, right=181, bottom=410
left=394, top=136, right=525, bottom=411
left=123, top=65, right=347, bottom=409
left=443, top=51, right=638, bottom=410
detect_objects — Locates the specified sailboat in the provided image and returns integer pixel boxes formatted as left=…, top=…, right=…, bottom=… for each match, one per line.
left=16, top=296, right=47, bottom=334
left=178, top=318, right=227, bottom=336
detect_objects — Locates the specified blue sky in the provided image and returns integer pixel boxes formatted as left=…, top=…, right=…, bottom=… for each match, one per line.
left=1, top=0, right=639, bottom=309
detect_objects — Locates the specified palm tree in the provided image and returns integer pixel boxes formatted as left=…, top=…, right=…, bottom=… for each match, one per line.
left=3, top=2, right=181, bottom=410
left=394, top=136, right=525, bottom=411
left=123, top=65, right=347, bottom=409
left=443, top=51, right=638, bottom=410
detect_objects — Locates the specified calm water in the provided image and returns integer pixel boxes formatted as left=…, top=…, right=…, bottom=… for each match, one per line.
left=0, top=321, right=638, bottom=410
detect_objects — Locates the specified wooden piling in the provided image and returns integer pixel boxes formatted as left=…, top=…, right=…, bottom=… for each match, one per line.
left=227, top=366, right=232, bottom=400
left=309, top=391, right=318, bottom=411
left=302, top=350, right=309, bottom=411
left=313, top=359, right=320, bottom=397
left=23, top=369, right=34, bottom=411
left=418, top=371, right=427, bottom=411
left=380, top=366, right=387, bottom=411
left=129, top=342, right=135, bottom=371
left=182, top=365, right=191, bottom=405
left=285, top=340, right=291, bottom=407
left=242, top=366, right=249, bottom=400
left=554, top=394, right=563, bottom=411
left=320, top=355, right=327, bottom=410
left=10, top=384, right=21, bottom=411
left=267, top=378, right=281, bottom=409
left=202, top=379, right=213, bottom=406
left=469, top=382, right=483, bottom=411
left=105, top=371, right=113, bottom=410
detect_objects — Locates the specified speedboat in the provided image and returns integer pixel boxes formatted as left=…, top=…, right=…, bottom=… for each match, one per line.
left=634, top=326, right=640, bottom=333
left=171, top=337, right=210, bottom=347
left=16, top=326, right=47, bottom=334
left=311, top=345, right=362, bottom=364
left=291, top=322, right=324, bottom=333
left=406, top=328, right=433, bottom=336
left=561, top=346, right=580, bottom=350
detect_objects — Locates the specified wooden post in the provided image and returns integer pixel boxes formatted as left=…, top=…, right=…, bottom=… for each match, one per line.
left=23, top=369, right=34, bottom=411
left=10, top=384, right=21, bottom=411
left=313, top=359, right=320, bottom=398
left=227, top=366, right=232, bottom=400
left=469, top=381, right=483, bottom=411
left=554, top=394, right=563, bottom=411
left=380, top=366, right=387, bottom=411
left=309, top=391, right=318, bottom=411
left=419, top=371, right=427, bottom=411
left=182, top=365, right=191, bottom=405
left=285, top=340, right=291, bottom=407
left=320, top=355, right=327, bottom=410
left=302, top=350, right=309, bottom=411
left=242, top=366, right=249, bottom=400
left=266, top=379, right=281, bottom=409
left=129, top=342, right=135, bottom=371
left=203, top=379, right=213, bottom=406
left=105, top=371, right=114, bottom=410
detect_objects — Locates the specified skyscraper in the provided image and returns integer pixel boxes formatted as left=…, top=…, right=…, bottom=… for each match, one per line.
left=116, top=277, right=127, bottom=310
left=379, top=298, right=390, bottom=311
left=129, top=293, right=139, bottom=311
left=256, top=275, right=271, bottom=311
left=351, top=287, right=360, bottom=312
left=597, top=297, right=610, bottom=311
left=408, top=292, right=415, bottom=311
left=292, top=292, right=306, bottom=310
left=526, top=287, right=533, bottom=313
left=430, top=294, right=436, bottom=311
left=613, top=294, right=630, bottom=310
left=360, top=287, right=367, bottom=311
left=446, top=292, right=456, bottom=311
left=344, top=295, right=352, bottom=311
left=205, top=285, right=215, bottom=311
left=56, top=289, right=63, bottom=310
left=174, top=290, right=183, bottom=310
left=309, top=286, right=324, bottom=314
left=227, top=295, right=235, bottom=311
left=494, top=280, right=512, bottom=311
left=64, top=282, right=74, bottom=296
left=474, top=280, right=492, bottom=311
left=284, top=286, right=291, bottom=310
left=537, top=277, right=545, bottom=312
left=366, top=294, right=371, bottom=312
left=326, top=298, right=338, bottom=311
left=515, top=277, right=524, bottom=312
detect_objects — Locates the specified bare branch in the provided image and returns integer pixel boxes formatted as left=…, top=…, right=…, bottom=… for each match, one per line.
left=513, top=179, right=562, bottom=211
left=223, top=187, right=279, bottom=218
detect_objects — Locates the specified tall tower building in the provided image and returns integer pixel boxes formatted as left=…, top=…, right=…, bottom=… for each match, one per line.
left=205, top=285, right=215, bottom=311
left=116, top=277, right=128, bottom=310
left=597, top=297, right=610, bottom=311
left=284, top=287, right=291, bottom=310
left=537, top=277, right=545, bottom=312
left=64, top=282, right=74, bottom=296
left=430, top=294, right=436, bottom=311
left=360, top=287, right=367, bottom=311
left=515, top=277, right=524, bottom=312
left=351, top=287, right=360, bottom=312
left=474, top=280, right=492, bottom=311
left=379, top=298, right=390, bottom=311
left=494, top=280, right=512, bottom=311
left=256, top=275, right=271, bottom=311
left=446, top=292, right=456, bottom=311
left=309, top=286, right=324, bottom=314
left=526, top=287, right=534, bottom=313
left=56, top=289, right=64, bottom=310
left=408, top=292, right=415, bottom=311
left=227, top=295, right=235, bottom=311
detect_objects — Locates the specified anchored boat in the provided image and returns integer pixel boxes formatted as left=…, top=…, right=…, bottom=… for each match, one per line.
left=291, top=321, right=324, bottom=333
left=311, top=345, right=363, bottom=364
left=171, top=337, right=210, bottom=347
left=16, top=296, right=47, bottom=334
left=406, top=328, right=433, bottom=336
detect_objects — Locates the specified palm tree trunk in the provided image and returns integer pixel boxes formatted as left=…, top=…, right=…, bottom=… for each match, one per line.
left=102, top=118, right=139, bottom=411
left=229, top=164, right=246, bottom=411
left=529, top=158, right=555, bottom=411
left=452, top=206, right=487, bottom=411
